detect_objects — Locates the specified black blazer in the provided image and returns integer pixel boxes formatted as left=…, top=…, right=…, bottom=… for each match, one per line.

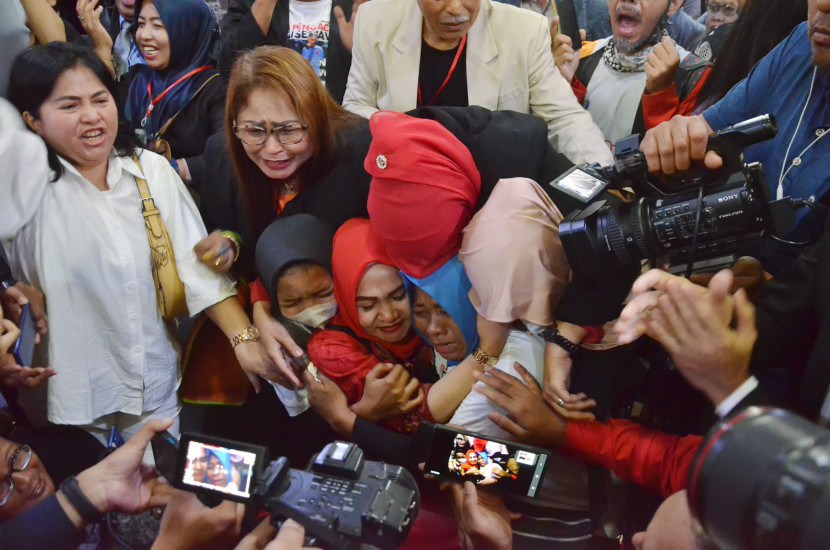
left=219, top=0, right=353, bottom=104
left=750, top=209, right=830, bottom=420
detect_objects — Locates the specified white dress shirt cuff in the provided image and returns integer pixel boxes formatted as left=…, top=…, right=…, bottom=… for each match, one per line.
left=715, top=375, right=759, bottom=418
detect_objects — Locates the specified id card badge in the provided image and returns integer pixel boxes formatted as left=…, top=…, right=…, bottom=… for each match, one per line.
left=134, top=128, right=148, bottom=146
left=107, top=426, right=126, bottom=450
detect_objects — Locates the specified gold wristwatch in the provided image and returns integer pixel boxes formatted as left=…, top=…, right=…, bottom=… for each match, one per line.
left=471, top=346, right=498, bottom=368
left=231, top=325, right=260, bottom=349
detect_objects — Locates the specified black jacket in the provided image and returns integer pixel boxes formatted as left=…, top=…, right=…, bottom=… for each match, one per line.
left=219, top=0, right=353, bottom=104
left=750, top=210, right=830, bottom=419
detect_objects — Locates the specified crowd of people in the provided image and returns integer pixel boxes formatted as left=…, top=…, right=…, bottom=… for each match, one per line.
left=0, top=0, right=828, bottom=548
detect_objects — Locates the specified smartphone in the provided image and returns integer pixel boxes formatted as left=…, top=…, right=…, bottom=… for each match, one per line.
left=554, top=0, right=582, bottom=51
left=175, top=433, right=268, bottom=504
left=424, top=424, right=549, bottom=498
left=12, top=304, right=36, bottom=367
left=151, top=430, right=179, bottom=483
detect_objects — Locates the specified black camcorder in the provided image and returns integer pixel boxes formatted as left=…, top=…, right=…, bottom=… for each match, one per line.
left=166, top=433, right=419, bottom=550
left=689, top=408, right=830, bottom=550
left=551, top=115, right=809, bottom=278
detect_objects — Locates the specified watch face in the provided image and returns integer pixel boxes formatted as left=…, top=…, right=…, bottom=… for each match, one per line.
left=247, top=326, right=260, bottom=339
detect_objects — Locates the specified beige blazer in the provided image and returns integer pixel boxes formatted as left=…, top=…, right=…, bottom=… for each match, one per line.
left=342, top=0, right=613, bottom=165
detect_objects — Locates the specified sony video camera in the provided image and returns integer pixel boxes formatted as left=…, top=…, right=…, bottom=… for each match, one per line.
left=551, top=115, right=807, bottom=278
left=689, top=407, right=830, bottom=550
left=167, top=433, right=419, bottom=550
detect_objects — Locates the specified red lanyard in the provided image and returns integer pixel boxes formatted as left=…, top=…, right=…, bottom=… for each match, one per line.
left=141, top=65, right=212, bottom=126
left=417, top=35, right=467, bottom=108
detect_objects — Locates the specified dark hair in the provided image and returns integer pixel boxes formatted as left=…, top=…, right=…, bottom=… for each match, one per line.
left=696, top=0, right=807, bottom=106
left=226, top=46, right=359, bottom=239
left=7, top=42, right=137, bottom=180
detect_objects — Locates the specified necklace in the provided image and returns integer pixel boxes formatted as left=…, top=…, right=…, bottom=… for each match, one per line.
left=777, top=66, right=827, bottom=200
left=282, top=178, right=298, bottom=194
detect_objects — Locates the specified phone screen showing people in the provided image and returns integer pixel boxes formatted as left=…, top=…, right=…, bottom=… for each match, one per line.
left=181, top=440, right=259, bottom=499
left=425, top=425, right=548, bottom=498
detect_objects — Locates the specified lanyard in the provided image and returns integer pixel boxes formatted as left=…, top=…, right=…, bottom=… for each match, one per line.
left=417, top=36, right=467, bottom=108
left=141, top=65, right=212, bottom=127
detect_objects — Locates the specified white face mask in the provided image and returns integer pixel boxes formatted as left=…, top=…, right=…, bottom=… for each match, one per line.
left=285, top=300, right=338, bottom=329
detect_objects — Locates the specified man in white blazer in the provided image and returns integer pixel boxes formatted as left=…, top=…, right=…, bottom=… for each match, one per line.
left=341, top=0, right=614, bottom=166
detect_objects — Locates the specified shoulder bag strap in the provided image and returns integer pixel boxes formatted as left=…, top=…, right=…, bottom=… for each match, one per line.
left=156, top=73, right=220, bottom=139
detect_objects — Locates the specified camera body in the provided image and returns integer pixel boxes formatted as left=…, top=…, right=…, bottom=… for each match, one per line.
left=552, top=115, right=796, bottom=278
left=174, top=434, right=418, bottom=550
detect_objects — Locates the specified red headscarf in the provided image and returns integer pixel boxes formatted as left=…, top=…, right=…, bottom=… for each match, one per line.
left=366, top=111, right=481, bottom=279
left=330, top=218, right=422, bottom=355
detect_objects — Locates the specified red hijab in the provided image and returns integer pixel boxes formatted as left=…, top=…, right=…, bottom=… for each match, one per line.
left=366, top=111, right=481, bottom=278
left=330, top=218, right=422, bottom=356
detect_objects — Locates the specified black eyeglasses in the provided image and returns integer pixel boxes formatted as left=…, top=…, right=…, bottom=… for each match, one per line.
left=232, top=122, right=309, bottom=146
left=708, top=3, right=738, bottom=16
left=0, top=444, right=33, bottom=507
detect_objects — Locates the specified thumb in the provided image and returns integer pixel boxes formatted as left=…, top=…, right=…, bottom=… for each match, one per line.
left=550, top=15, right=559, bottom=36
left=333, top=5, right=346, bottom=26
left=368, top=361, right=395, bottom=379
left=126, top=418, right=175, bottom=454
left=708, top=268, right=734, bottom=300
left=579, top=28, right=586, bottom=41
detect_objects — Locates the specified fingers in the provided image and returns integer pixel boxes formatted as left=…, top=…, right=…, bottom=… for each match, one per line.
left=272, top=323, right=303, bottom=358
left=22, top=367, right=56, bottom=389
left=402, top=376, right=420, bottom=401
left=236, top=517, right=277, bottom=550
left=707, top=268, right=735, bottom=300
left=245, top=370, right=264, bottom=393
left=366, top=361, right=394, bottom=380
left=487, top=411, right=528, bottom=440
left=550, top=15, right=559, bottom=36
left=630, top=268, right=678, bottom=295
left=0, top=319, right=20, bottom=354
left=147, top=481, right=176, bottom=508
left=401, top=387, right=425, bottom=414
left=333, top=5, right=347, bottom=26
left=733, top=288, right=757, bottom=342
left=512, top=362, right=543, bottom=395
left=265, top=519, right=306, bottom=550
left=127, top=418, right=175, bottom=454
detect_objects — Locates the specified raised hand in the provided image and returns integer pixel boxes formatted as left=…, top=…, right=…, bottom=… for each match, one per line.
left=550, top=16, right=585, bottom=84
left=333, top=0, right=368, bottom=52
left=644, top=37, right=680, bottom=94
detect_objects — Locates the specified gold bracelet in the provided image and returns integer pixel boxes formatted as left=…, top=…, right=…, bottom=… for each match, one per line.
left=220, top=230, right=242, bottom=263
left=471, top=346, right=498, bottom=368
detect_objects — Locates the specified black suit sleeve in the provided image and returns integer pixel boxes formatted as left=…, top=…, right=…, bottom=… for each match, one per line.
left=0, top=495, right=84, bottom=550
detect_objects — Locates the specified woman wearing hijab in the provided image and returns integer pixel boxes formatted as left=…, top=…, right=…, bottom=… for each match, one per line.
left=205, top=448, right=233, bottom=488
left=123, top=0, right=226, bottom=187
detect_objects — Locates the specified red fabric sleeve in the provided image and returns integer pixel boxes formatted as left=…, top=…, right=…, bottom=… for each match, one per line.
left=562, top=418, right=704, bottom=498
left=249, top=277, right=271, bottom=304
left=642, top=67, right=712, bottom=130
left=307, top=330, right=436, bottom=433
left=571, top=77, right=588, bottom=104
left=308, top=329, right=380, bottom=405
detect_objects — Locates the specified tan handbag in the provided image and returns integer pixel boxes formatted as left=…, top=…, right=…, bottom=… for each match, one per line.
left=132, top=156, right=188, bottom=319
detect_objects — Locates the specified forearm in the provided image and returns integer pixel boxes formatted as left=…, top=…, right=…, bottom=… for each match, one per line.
left=251, top=0, right=279, bottom=35
left=428, top=356, right=483, bottom=423
left=19, top=0, right=66, bottom=44
left=204, top=296, right=251, bottom=339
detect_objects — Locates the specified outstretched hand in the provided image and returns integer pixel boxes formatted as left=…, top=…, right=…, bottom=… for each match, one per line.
left=474, top=363, right=570, bottom=448
left=252, top=301, right=305, bottom=389
left=550, top=16, right=586, bottom=84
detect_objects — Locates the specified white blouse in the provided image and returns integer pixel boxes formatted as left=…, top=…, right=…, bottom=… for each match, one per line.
left=1, top=104, right=235, bottom=424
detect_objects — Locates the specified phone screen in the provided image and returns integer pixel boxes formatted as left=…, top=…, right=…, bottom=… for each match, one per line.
left=12, top=304, right=36, bottom=367
left=425, top=425, right=548, bottom=498
left=179, top=438, right=261, bottom=501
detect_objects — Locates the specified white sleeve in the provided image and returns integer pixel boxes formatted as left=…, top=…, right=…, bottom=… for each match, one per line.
left=526, top=17, right=614, bottom=166
left=341, top=6, right=381, bottom=119
left=714, top=376, right=759, bottom=418
left=0, top=99, right=50, bottom=240
left=143, top=153, right=236, bottom=316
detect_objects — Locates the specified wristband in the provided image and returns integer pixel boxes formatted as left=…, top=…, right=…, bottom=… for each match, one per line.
left=539, top=325, right=580, bottom=355
left=60, top=475, right=104, bottom=524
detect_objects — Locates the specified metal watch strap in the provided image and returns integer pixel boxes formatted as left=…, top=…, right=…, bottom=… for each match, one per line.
left=540, top=325, right=580, bottom=355
left=60, top=475, right=104, bottom=523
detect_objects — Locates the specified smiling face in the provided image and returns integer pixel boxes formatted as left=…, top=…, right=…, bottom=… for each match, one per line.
left=809, top=0, right=830, bottom=73
left=608, top=0, right=671, bottom=53
left=235, top=87, right=313, bottom=182
left=0, top=440, right=55, bottom=521
left=355, top=264, right=411, bottom=343
left=418, top=0, right=482, bottom=49
left=135, top=2, right=171, bottom=70
left=277, top=264, right=336, bottom=319
left=24, top=66, right=118, bottom=178
left=411, top=287, right=468, bottom=362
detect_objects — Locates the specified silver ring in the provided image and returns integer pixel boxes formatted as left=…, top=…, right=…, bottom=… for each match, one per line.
left=78, top=16, right=85, bottom=22
left=556, top=397, right=566, bottom=408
